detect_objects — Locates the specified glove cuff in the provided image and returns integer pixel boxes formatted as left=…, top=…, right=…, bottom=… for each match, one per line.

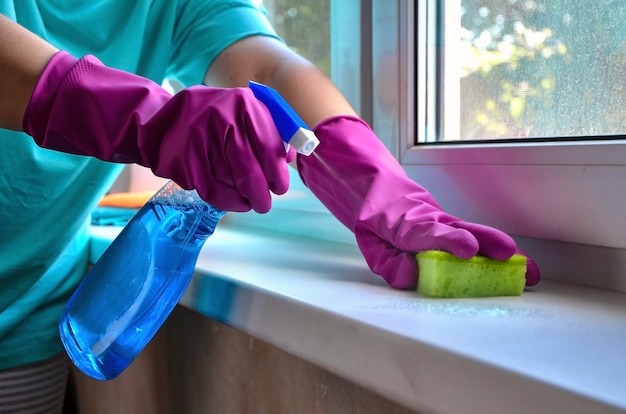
left=23, top=51, right=80, bottom=139
left=311, top=114, right=373, bottom=133
left=296, top=114, right=394, bottom=230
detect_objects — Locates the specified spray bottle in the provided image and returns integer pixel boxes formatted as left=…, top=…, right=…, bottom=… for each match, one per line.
left=59, top=81, right=319, bottom=380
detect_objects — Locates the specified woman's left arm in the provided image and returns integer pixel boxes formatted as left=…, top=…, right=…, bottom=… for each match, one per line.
left=204, top=35, right=356, bottom=128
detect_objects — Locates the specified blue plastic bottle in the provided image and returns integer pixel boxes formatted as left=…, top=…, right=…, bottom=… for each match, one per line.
left=59, top=181, right=225, bottom=380
left=59, top=81, right=318, bottom=381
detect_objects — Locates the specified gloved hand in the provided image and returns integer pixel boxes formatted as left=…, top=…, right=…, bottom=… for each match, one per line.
left=297, top=116, right=540, bottom=289
left=23, top=51, right=292, bottom=213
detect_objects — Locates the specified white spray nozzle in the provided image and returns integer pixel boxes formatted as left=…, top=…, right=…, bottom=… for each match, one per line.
left=248, top=81, right=320, bottom=156
left=289, top=127, right=320, bottom=156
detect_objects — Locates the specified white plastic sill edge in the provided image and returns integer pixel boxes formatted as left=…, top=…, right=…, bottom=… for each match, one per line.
left=89, top=224, right=626, bottom=414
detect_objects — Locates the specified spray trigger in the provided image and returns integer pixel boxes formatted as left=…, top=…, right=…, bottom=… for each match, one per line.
left=248, top=80, right=320, bottom=156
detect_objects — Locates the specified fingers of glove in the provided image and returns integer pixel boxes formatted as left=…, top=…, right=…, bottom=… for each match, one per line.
left=358, top=230, right=541, bottom=291
left=201, top=88, right=289, bottom=213
left=226, top=127, right=290, bottom=213
left=515, top=246, right=541, bottom=286
left=450, top=222, right=540, bottom=286
left=450, top=221, right=517, bottom=260
left=355, top=231, right=420, bottom=289
left=366, top=218, right=480, bottom=260
left=224, top=133, right=274, bottom=213
left=285, top=145, right=297, bottom=164
left=152, top=121, right=256, bottom=212
left=239, top=90, right=291, bottom=196
left=193, top=180, right=253, bottom=213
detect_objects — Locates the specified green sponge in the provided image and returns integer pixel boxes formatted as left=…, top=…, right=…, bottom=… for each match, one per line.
left=416, top=250, right=527, bottom=298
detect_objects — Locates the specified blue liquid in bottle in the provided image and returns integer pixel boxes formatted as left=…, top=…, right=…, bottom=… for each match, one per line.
left=59, top=181, right=225, bottom=380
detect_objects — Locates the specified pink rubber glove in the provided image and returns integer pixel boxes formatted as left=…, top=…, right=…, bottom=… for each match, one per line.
left=297, top=116, right=540, bottom=289
left=23, top=51, right=292, bottom=213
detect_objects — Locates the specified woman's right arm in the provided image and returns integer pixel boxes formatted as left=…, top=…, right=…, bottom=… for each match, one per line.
left=0, top=14, right=58, bottom=131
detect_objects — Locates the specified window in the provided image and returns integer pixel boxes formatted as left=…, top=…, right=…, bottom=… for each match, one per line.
left=265, top=0, right=331, bottom=76
left=265, top=0, right=364, bottom=116
left=241, top=1, right=626, bottom=291
left=392, top=1, right=626, bottom=291
left=439, top=0, right=626, bottom=141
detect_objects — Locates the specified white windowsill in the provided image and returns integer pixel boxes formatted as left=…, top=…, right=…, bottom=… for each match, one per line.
left=89, top=224, right=626, bottom=414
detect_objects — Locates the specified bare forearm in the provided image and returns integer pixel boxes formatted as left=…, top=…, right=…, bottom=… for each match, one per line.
left=267, top=57, right=357, bottom=127
left=205, top=35, right=357, bottom=128
left=0, top=14, right=58, bottom=131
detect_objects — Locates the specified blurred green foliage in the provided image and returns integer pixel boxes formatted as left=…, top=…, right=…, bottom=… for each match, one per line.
left=460, top=0, right=625, bottom=139
left=266, top=0, right=331, bottom=76
left=262, top=1, right=624, bottom=138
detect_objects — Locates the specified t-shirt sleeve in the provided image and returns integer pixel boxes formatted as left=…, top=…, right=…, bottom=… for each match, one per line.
left=166, top=0, right=283, bottom=87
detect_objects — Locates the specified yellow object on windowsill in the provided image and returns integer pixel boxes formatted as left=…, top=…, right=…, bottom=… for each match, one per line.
left=98, top=191, right=155, bottom=208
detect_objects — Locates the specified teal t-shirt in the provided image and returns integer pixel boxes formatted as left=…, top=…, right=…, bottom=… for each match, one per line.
left=0, top=0, right=279, bottom=369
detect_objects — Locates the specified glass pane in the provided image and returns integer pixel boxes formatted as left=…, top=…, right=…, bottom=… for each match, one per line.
left=440, top=0, right=626, bottom=141
left=264, top=0, right=363, bottom=114
left=263, top=0, right=331, bottom=76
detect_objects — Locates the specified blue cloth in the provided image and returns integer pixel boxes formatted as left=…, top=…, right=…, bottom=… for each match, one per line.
left=0, top=0, right=279, bottom=369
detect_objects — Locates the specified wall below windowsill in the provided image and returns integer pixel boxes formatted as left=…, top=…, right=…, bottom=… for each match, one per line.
left=89, top=223, right=626, bottom=414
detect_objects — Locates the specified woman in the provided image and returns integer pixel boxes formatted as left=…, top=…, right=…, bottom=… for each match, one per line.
left=0, top=1, right=539, bottom=412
